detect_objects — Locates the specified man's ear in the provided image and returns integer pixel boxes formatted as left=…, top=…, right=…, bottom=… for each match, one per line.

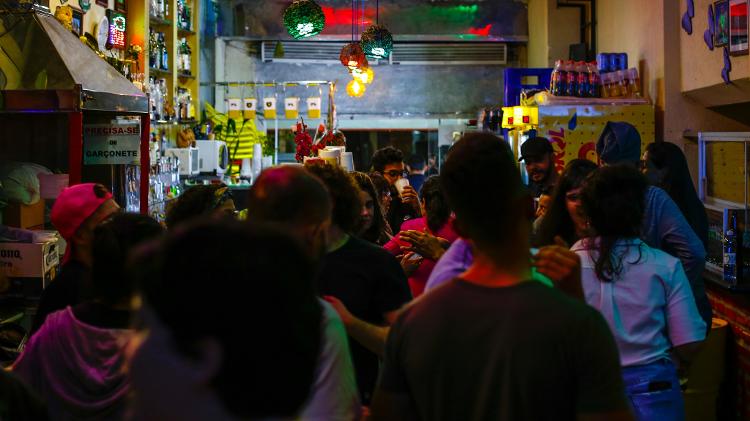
left=521, top=195, right=535, bottom=221
left=184, top=338, right=223, bottom=386
left=452, top=217, right=468, bottom=239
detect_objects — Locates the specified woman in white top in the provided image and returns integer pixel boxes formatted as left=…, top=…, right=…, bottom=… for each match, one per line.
left=572, top=164, right=706, bottom=421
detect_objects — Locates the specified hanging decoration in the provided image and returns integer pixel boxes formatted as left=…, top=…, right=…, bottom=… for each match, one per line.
left=346, top=79, right=366, bottom=98
left=352, top=66, right=374, bottom=84
left=340, top=43, right=368, bottom=71
left=283, top=0, right=326, bottom=39
left=361, top=25, right=393, bottom=60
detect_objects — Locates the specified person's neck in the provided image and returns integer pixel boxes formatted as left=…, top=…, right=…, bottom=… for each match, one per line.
left=461, top=248, right=532, bottom=288
left=327, top=225, right=350, bottom=253
left=71, top=244, right=93, bottom=267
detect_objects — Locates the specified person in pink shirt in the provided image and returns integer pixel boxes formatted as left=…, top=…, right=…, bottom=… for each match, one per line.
left=383, top=176, right=458, bottom=297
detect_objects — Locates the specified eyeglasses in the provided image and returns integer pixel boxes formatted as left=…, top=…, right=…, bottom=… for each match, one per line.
left=383, top=170, right=408, bottom=178
left=565, top=192, right=581, bottom=202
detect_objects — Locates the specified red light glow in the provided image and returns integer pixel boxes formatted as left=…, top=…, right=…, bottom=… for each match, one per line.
left=321, top=6, right=372, bottom=27
left=468, top=24, right=492, bottom=36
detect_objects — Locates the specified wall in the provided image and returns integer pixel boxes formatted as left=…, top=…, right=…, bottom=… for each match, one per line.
left=527, top=0, right=581, bottom=68
left=597, top=0, right=750, bottom=146
left=214, top=40, right=515, bottom=123
left=49, top=0, right=111, bottom=36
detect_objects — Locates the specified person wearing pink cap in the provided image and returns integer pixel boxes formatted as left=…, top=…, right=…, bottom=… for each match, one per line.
left=30, top=183, right=120, bottom=334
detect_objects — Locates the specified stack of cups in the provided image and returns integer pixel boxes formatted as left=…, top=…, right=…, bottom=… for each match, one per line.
left=318, top=148, right=341, bottom=166
left=341, top=152, right=354, bottom=172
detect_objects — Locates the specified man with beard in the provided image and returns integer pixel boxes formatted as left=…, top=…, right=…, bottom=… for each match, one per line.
left=519, top=137, right=559, bottom=197
left=246, top=166, right=361, bottom=420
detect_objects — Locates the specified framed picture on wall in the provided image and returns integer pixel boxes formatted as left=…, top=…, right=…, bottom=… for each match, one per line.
left=95, top=0, right=108, bottom=7
left=715, top=0, right=730, bottom=46
left=729, top=0, right=749, bottom=55
left=114, top=0, right=126, bottom=13
left=70, top=6, right=84, bottom=36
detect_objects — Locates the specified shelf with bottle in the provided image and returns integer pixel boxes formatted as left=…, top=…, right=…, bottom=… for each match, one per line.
left=149, top=16, right=172, bottom=27
left=178, top=28, right=196, bottom=37
left=176, top=0, right=194, bottom=33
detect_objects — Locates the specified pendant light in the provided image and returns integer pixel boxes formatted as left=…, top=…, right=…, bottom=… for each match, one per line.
left=361, top=0, right=393, bottom=59
left=340, top=0, right=367, bottom=71
left=283, top=0, right=326, bottom=39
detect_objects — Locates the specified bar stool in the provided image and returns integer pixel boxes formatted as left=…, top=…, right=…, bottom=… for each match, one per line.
left=683, top=318, right=728, bottom=421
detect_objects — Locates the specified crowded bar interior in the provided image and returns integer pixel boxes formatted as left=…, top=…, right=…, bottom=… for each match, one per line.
left=0, top=0, right=749, bottom=419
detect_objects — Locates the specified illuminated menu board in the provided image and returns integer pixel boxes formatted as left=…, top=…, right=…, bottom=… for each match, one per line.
left=106, top=10, right=126, bottom=50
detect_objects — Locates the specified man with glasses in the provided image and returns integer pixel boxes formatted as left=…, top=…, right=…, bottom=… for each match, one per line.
left=371, top=147, right=421, bottom=234
left=519, top=137, right=559, bottom=198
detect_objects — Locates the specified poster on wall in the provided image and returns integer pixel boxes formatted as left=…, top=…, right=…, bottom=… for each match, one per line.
left=71, top=7, right=84, bottom=36
left=95, top=0, right=107, bottom=7
left=715, top=0, right=730, bottom=46
left=114, top=0, right=126, bottom=13
left=729, top=0, right=749, bottom=55
left=83, top=124, right=141, bottom=165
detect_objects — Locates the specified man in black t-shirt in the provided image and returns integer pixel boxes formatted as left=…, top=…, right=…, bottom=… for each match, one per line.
left=306, top=162, right=412, bottom=405
left=371, top=134, right=632, bottom=421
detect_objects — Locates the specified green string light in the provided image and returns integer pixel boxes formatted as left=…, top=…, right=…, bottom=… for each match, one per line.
left=283, top=0, right=326, bottom=39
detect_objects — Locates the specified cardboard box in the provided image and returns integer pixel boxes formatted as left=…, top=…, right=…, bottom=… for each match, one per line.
left=3, top=200, right=45, bottom=229
left=0, top=236, right=62, bottom=298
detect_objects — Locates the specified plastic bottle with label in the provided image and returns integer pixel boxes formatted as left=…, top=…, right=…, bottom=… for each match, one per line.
left=565, top=61, right=578, bottom=97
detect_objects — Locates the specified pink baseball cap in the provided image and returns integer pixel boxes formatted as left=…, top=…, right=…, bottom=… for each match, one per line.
left=51, top=183, right=113, bottom=241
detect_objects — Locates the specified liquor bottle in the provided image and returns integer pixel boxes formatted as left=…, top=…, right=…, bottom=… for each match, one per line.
left=156, top=0, right=164, bottom=19
left=724, top=212, right=739, bottom=284
left=184, top=2, right=191, bottom=31
left=179, top=38, right=191, bottom=75
left=160, top=33, right=169, bottom=71
left=148, top=29, right=158, bottom=69
left=177, top=0, right=184, bottom=29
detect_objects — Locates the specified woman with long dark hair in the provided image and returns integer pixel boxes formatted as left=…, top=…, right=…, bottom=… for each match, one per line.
left=383, top=176, right=458, bottom=297
left=643, top=141, right=709, bottom=248
left=571, top=165, right=706, bottom=421
left=533, top=159, right=598, bottom=247
left=352, top=172, right=392, bottom=245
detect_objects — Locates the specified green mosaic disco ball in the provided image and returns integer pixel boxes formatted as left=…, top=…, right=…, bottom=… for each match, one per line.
left=283, top=0, right=326, bottom=39
left=361, top=24, right=393, bottom=59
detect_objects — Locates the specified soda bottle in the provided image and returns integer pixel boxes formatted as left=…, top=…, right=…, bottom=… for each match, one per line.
left=550, top=60, right=562, bottom=96
left=557, top=60, right=568, bottom=96
left=627, top=68, right=640, bottom=97
left=596, top=53, right=609, bottom=74
left=600, top=73, right=610, bottom=98
left=588, top=62, right=601, bottom=98
left=577, top=62, right=589, bottom=98
left=724, top=212, right=739, bottom=284
left=565, top=61, right=578, bottom=97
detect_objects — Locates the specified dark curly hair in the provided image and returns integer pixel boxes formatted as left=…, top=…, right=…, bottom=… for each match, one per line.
left=581, top=164, right=648, bottom=282
left=371, top=146, right=404, bottom=173
left=305, top=162, right=362, bottom=233
left=421, top=176, right=451, bottom=233
left=352, top=172, right=392, bottom=245
left=132, top=220, right=321, bottom=419
left=92, top=213, right=163, bottom=306
left=165, top=184, right=232, bottom=229
left=533, top=159, right=598, bottom=247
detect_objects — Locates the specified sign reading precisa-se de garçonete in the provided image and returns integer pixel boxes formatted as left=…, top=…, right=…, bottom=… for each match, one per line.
left=83, top=123, right=140, bottom=165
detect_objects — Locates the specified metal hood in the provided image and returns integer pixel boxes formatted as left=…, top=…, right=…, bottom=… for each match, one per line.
left=0, top=9, right=147, bottom=113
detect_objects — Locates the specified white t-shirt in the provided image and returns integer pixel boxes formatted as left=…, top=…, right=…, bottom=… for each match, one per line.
left=571, top=238, right=706, bottom=367
left=300, top=300, right=361, bottom=420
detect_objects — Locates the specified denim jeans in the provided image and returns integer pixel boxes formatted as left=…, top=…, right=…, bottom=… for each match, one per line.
left=622, top=359, right=685, bottom=421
